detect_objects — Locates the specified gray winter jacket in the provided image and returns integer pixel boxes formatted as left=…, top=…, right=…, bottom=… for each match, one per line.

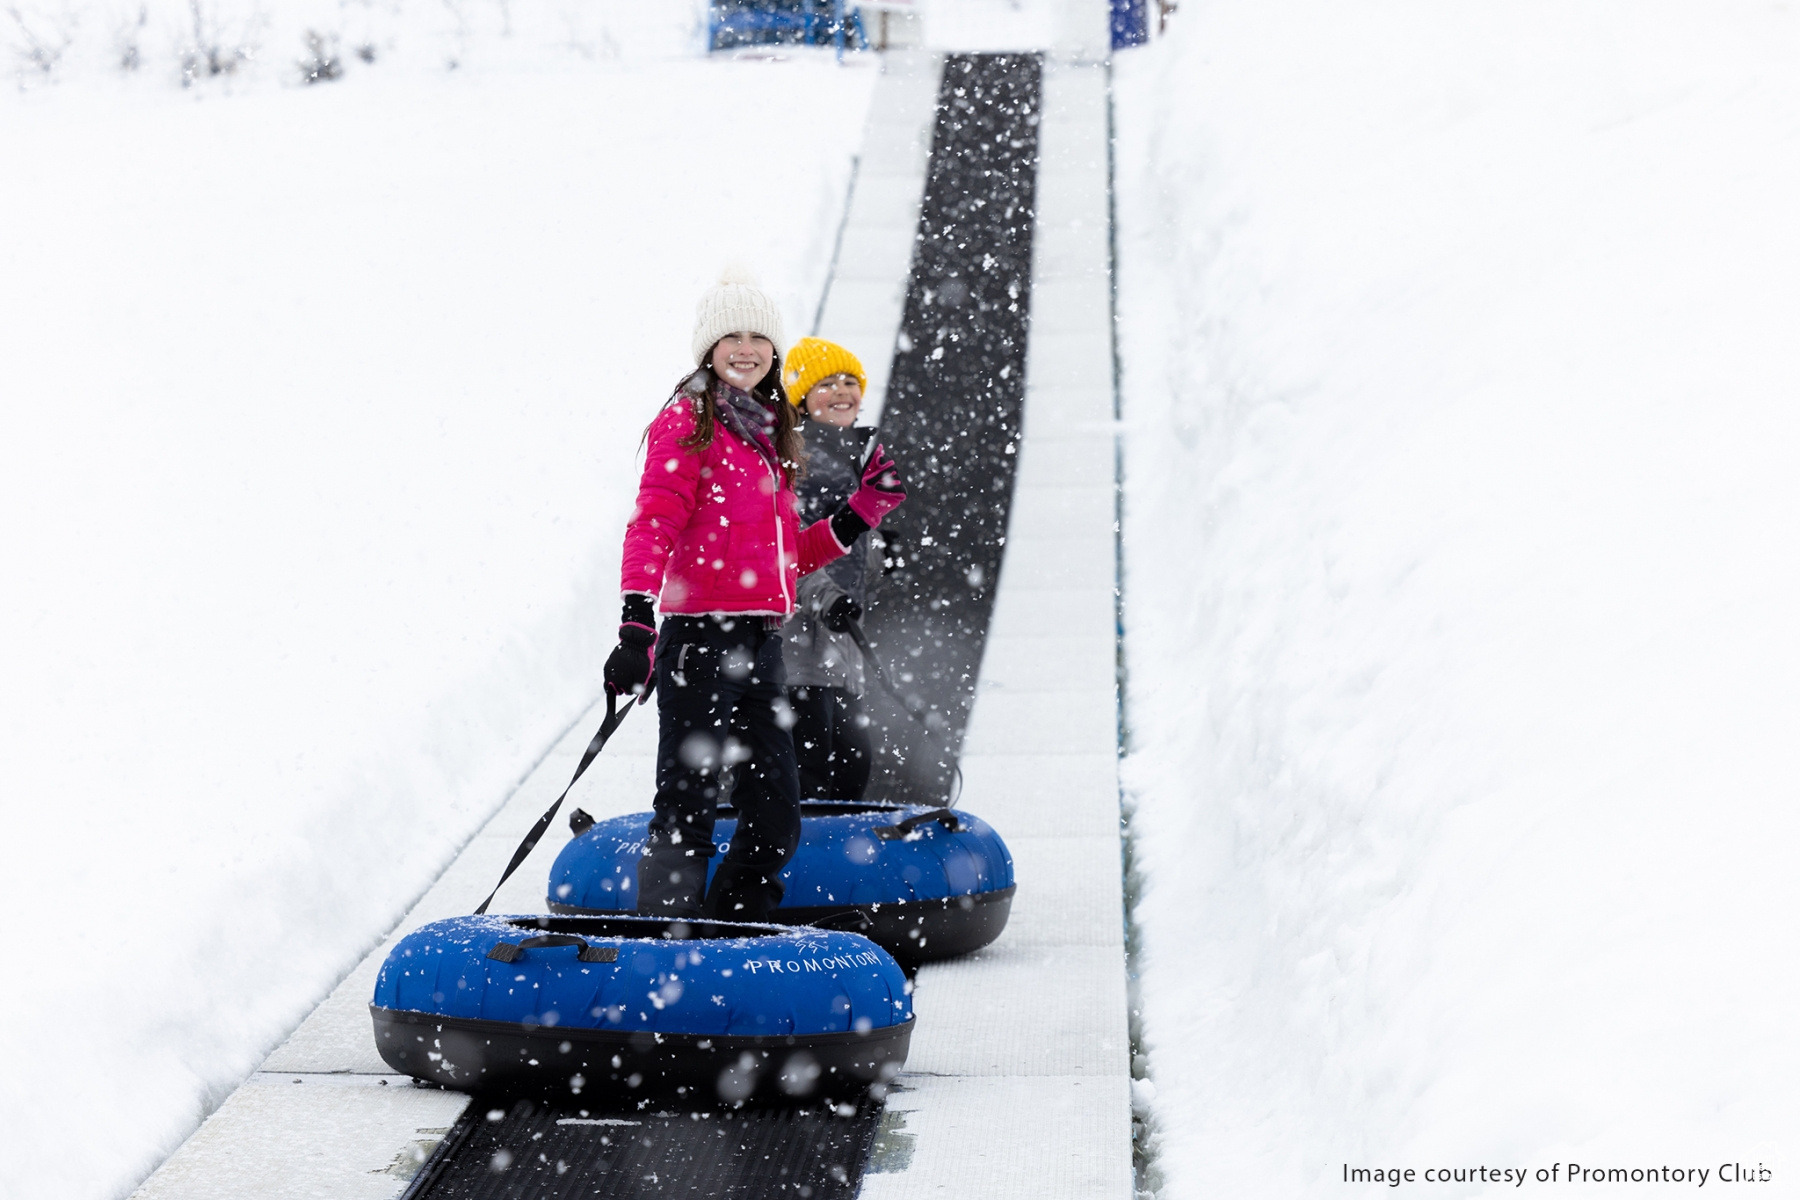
left=783, top=423, right=874, bottom=694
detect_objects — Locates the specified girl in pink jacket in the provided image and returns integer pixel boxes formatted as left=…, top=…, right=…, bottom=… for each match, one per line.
left=603, top=271, right=906, bottom=922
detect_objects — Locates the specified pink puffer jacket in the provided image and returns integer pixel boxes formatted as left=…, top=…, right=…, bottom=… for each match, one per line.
left=621, top=397, right=846, bottom=617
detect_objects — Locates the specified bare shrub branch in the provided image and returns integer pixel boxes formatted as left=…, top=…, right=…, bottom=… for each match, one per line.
left=297, top=27, right=340, bottom=83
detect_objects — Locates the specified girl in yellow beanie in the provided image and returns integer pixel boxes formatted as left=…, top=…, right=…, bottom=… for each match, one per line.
left=782, top=337, right=880, bottom=799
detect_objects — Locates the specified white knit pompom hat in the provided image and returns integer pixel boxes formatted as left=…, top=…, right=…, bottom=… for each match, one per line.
left=691, top=264, right=787, bottom=366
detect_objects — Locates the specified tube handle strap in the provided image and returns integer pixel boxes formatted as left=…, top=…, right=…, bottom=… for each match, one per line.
left=872, top=807, right=962, bottom=840
left=485, top=933, right=618, bottom=964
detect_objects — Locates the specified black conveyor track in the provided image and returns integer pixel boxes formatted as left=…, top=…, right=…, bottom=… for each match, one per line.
left=403, top=1098, right=883, bottom=1200
left=863, top=52, right=1043, bottom=805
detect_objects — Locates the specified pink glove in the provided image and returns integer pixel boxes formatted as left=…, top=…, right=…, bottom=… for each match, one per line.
left=846, top=443, right=907, bottom=528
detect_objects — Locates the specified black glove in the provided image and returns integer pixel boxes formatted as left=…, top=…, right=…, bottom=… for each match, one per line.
left=829, top=502, right=871, bottom=548
left=604, top=595, right=657, bottom=703
left=823, top=593, right=863, bottom=633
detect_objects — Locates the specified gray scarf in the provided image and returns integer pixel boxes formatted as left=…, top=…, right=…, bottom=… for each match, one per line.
left=711, top=378, right=780, bottom=473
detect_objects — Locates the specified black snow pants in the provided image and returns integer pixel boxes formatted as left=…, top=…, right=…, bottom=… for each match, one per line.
left=636, top=615, right=801, bottom=923
left=788, top=685, right=873, bottom=801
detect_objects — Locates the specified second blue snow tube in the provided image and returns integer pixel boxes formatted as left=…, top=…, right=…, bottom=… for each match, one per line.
left=547, top=802, right=1015, bottom=965
left=370, top=913, right=912, bottom=1104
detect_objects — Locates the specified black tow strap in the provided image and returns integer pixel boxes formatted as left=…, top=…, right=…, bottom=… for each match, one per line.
left=845, top=617, right=964, bottom=807
left=473, top=689, right=646, bottom=916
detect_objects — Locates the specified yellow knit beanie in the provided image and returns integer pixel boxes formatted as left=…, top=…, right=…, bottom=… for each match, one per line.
left=782, top=337, right=867, bottom=411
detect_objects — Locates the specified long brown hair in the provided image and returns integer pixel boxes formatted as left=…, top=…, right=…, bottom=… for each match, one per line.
left=672, top=351, right=806, bottom=485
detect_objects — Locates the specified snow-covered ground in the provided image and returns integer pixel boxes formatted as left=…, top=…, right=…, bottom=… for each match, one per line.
left=1116, top=2, right=1800, bottom=1195
left=2, top=0, right=701, bottom=88
left=12, top=0, right=1798, bottom=1196
left=0, top=14, right=875, bottom=1198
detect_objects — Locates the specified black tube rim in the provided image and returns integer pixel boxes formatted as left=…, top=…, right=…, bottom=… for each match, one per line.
left=370, top=1004, right=914, bottom=1051
left=547, top=884, right=1016, bottom=922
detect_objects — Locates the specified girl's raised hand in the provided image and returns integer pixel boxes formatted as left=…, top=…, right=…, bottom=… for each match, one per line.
left=847, top=444, right=907, bottom=528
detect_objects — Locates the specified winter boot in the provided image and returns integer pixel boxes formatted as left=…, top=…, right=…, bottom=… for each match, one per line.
left=704, top=855, right=789, bottom=924
left=634, top=833, right=712, bottom=919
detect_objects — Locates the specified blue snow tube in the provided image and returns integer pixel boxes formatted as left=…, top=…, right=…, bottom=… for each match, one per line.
left=370, top=913, right=912, bottom=1104
left=547, top=802, right=1015, bottom=965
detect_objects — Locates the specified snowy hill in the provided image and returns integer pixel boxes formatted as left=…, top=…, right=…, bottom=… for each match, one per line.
left=2, top=0, right=700, bottom=88
left=1116, top=1, right=1800, bottom=1194
left=0, top=21, right=875, bottom=1198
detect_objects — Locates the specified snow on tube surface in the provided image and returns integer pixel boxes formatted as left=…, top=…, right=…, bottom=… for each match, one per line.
left=370, top=913, right=912, bottom=1104
left=547, top=802, right=1015, bottom=965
